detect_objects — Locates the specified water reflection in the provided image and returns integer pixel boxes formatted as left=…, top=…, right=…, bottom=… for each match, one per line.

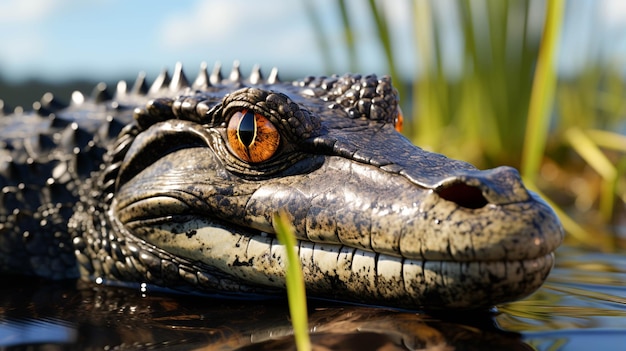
left=1, top=244, right=625, bottom=350
left=0, top=317, right=76, bottom=346
left=498, top=245, right=626, bottom=350
left=0, top=279, right=527, bottom=350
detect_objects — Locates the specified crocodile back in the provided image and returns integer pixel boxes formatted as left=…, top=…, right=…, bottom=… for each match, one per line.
left=0, top=89, right=132, bottom=278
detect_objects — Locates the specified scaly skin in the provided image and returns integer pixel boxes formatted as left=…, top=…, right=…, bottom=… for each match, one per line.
left=0, top=62, right=563, bottom=309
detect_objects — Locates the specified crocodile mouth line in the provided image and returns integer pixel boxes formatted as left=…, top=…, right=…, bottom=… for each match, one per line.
left=109, top=194, right=557, bottom=309
left=120, top=209, right=556, bottom=272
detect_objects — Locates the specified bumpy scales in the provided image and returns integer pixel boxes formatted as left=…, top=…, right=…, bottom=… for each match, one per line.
left=0, top=62, right=563, bottom=309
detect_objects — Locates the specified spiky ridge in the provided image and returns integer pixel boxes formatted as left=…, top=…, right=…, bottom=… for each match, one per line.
left=0, top=62, right=282, bottom=279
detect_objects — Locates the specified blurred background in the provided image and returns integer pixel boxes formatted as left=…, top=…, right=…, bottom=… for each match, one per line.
left=0, top=0, right=624, bottom=248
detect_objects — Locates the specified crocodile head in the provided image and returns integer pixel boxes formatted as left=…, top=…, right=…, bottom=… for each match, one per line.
left=72, top=63, right=563, bottom=309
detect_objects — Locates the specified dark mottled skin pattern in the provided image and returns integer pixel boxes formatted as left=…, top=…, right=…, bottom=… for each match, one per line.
left=0, top=63, right=563, bottom=309
left=0, top=89, right=125, bottom=278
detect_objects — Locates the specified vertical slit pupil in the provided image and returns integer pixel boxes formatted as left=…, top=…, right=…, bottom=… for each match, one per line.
left=237, top=110, right=256, bottom=146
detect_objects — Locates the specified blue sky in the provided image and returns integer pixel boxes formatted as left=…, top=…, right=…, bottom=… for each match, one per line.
left=0, top=0, right=410, bottom=82
left=0, top=0, right=625, bottom=83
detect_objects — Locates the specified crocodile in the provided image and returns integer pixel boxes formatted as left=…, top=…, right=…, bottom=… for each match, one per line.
left=0, top=62, right=563, bottom=309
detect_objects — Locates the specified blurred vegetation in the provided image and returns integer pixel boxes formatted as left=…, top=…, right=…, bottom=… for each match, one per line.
left=305, top=0, right=626, bottom=250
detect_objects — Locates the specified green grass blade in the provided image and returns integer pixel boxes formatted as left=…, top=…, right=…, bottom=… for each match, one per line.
left=565, top=128, right=617, bottom=181
left=301, top=0, right=334, bottom=74
left=412, top=0, right=445, bottom=146
left=587, top=129, right=626, bottom=152
left=521, top=0, right=565, bottom=182
left=273, top=212, right=311, bottom=351
left=366, top=0, right=403, bottom=101
left=338, top=0, right=358, bottom=72
left=564, top=128, right=618, bottom=222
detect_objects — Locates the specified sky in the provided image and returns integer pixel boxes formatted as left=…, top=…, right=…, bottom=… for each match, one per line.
left=0, top=0, right=411, bottom=82
left=0, top=0, right=625, bottom=84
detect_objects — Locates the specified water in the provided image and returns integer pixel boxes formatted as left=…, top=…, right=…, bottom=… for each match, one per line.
left=1, top=244, right=624, bottom=350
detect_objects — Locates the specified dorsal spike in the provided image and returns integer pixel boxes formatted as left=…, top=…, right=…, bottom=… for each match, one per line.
left=1, top=155, right=19, bottom=180
left=229, top=61, right=241, bottom=81
left=40, top=92, right=67, bottom=111
left=71, top=91, right=85, bottom=105
left=38, top=132, right=56, bottom=151
left=91, top=82, right=112, bottom=103
left=210, top=62, right=222, bottom=85
left=25, top=132, right=56, bottom=157
left=0, top=99, right=9, bottom=116
left=32, top=101, right=45, bottom=115
left=115, top=80, right=128, bottom=98
left=50, top=113, right=70, bottom=128
left=149, top=68, right=171, bottom=94
left=267, top=67, right=280, bottom=84
left=249, top=64, right=263, bottom=84
left=59, top=121, right=91, bottom=152
left=131, top=71, right=148, bottom=95
left=97, top=114, right=125, bottom=141
left=193, top=62, right=211, bottom=88
left=34, top=92, right=67, bottom=115
left=169, top=62, right=190, bottom=91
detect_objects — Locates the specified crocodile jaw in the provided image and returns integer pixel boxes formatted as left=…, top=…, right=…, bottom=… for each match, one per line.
left=118, top=211, right=556, bottom=309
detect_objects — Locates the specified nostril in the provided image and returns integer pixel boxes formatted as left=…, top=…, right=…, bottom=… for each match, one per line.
left=435, top=182, right=488, bottom=209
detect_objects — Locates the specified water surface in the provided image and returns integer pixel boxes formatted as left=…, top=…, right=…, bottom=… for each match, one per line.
left=1, top=244, right=624, bottom=350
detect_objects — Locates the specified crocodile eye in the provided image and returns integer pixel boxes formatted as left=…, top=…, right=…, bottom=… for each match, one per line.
left=395, top=107, right=404, bottom=132
left=227, top=109, right=280, bottom=163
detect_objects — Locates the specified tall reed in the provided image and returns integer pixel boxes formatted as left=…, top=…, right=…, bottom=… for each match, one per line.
left=303, top=0, right=626, bottom=247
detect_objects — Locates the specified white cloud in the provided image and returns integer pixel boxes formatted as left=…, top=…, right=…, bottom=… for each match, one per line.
left=160, top=1, right=238, bottom=50
left=159, top=0, right=303, bottom=50
left=601, top=0, right=626, bottom=27
left=0, top=0, right=62, bottom=23
left=155, top=0, right=332, bottom=77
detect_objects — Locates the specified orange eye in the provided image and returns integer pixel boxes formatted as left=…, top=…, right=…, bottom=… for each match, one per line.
left=394, top=107, right=404, bottom=132
left=227, top=109, right=280, bottom=163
